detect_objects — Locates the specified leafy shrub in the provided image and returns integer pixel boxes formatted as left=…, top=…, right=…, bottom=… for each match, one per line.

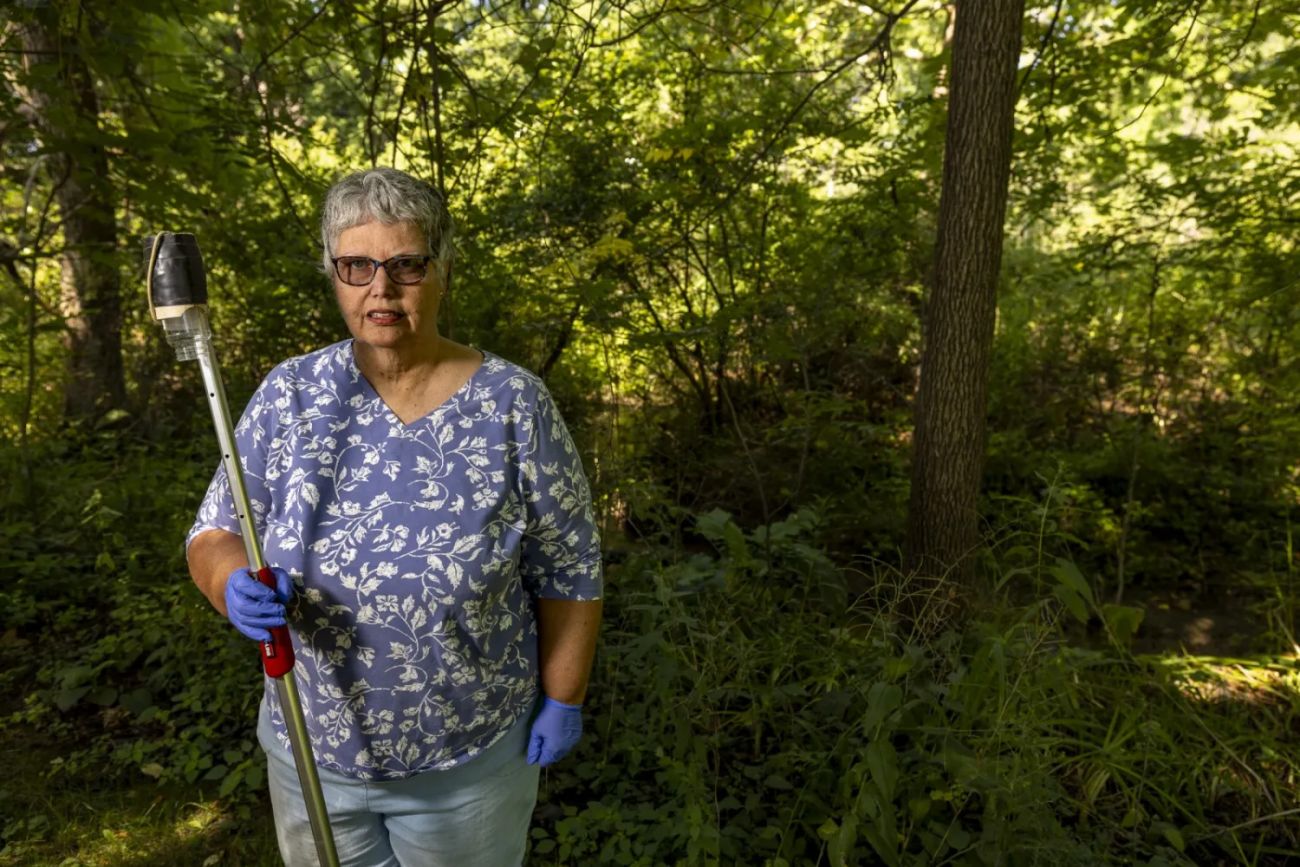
left=0, top=439, right=268, bottom=805
left=529, top=508, right=1298, bottom=865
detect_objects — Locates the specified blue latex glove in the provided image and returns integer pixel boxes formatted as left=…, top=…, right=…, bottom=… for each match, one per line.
left=527, top=696, right=583, bottom=766
left=224, top=566, right=293, bottom=642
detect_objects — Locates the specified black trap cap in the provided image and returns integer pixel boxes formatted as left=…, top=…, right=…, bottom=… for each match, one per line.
left=144, top=232, right=207, bottom=308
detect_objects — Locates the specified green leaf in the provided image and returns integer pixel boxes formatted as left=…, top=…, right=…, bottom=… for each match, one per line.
left=515, top=44, right=541, bottom=72
left=57, top=664, right=95, bottom=688
left=865, top=739, right=899, bottom=803
left=694, top=508, right=735, bottom=544
left=993, top=566, right=1033, bottom=593
left=941, top=738, right=978, bottom=782
left=54, top=686, right=90, bottom=711
left=218, top=766, right=244, bottom=797
left=827, top=813, right=857, bottom=866
left=87, top=686, right=118, bottom=706
left=862, top=682, right=902, bottom=735
left=860, top=820, right=900, bottom=867
left=1101, top=603, right=1145, bottom=647
left=1052, top=584, right=1089, bottom=623
left=722, top=520, right=751, bottom=564
left=883, top=654, right=916, bottom=678
left=120, top=688, right=154, bottom=715
left=1154, top=821, right=1185, bottom=852
left=245, top=764, right=265, bottom=791
left=1050, top=559, right=1095, bottom=606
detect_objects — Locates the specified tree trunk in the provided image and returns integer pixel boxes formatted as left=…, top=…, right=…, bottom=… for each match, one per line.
left=904, top=0, right=1024, bottom=588
left=16, top=8, right=125, bottom=422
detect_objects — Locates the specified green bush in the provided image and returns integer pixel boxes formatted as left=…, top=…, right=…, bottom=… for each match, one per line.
left=0, top=438, right=268, bottom=803
left=529, top=508, right=1298, bottom=865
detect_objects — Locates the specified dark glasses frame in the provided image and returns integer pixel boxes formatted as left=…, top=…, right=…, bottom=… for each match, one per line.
left=331, top=255, right=435, bottom=286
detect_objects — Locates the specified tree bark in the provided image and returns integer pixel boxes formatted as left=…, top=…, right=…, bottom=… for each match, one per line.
left=904, top=0, right=1024, bottom=587
left=16, top=7, right=125, bottom=422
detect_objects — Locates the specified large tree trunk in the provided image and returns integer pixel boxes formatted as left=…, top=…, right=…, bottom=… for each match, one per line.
left=16, top=7, right=124, bottom=421
left=904, top=1, right=1024, bottom=589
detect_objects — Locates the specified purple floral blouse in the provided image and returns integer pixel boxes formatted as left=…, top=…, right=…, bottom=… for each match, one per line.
left=188, top=340, right=603, bottom=780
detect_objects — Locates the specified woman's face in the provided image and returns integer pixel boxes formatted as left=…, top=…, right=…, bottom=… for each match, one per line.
left=331, top=219, right=442, bottom=355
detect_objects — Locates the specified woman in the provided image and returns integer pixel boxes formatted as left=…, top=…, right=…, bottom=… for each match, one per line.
left=186, top=167, right=603, bottom=866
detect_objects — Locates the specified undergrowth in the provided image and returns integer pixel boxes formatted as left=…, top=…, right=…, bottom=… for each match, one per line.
left=531, top=508, right=1299, bottom=865
left=0, top=443, right=1296, bottom=865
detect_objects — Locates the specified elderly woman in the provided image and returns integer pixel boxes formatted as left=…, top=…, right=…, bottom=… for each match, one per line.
left=185, top=167, right=603, bottom=866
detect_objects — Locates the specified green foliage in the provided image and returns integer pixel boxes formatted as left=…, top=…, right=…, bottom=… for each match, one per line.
left=0, top=439, right=266, bottom=803
left=2, top=450, right=1295, bottom=864
left=3, top=0, right=1296, bottom=604
left=524, top=507, right=1297, bottom=865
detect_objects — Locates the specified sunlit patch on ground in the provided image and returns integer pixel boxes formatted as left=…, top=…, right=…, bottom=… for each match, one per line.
left=0, top=757, right=279, bottom=867
left=1148, top=653, right=1300, bottom=707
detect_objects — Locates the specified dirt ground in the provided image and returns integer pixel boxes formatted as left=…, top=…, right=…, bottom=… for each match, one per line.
left=1126, top=585, right=1294, bottom=657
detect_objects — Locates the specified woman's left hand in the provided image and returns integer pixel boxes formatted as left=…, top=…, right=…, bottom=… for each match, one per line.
left=527, top=696, right=583, bottom=766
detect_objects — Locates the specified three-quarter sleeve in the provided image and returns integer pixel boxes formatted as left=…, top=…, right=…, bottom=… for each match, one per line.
left=518, top=382, right=603, bottom=601
left=185, top=373, right=279, bottom=552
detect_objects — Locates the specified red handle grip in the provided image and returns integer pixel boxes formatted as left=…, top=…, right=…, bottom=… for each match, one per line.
left=254, top=566, right=295, bottom=678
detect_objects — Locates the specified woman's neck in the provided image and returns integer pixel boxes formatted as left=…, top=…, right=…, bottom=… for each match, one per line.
left=354, top=336, right=445, bottom=391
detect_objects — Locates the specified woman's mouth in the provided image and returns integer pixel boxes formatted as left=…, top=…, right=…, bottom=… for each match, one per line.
left=366, top=310, right=405, bottom=325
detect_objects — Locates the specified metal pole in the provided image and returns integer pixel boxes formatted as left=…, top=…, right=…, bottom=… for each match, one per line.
left=194, top=333, right=339, bottom=867
left=146, top=233, right=339, bottom=867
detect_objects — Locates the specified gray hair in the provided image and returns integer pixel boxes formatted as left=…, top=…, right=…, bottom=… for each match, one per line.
left=319, top=168, right=454, bottom=283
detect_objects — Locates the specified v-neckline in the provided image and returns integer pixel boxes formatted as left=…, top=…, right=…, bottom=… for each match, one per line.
left=349, top=340, right=488, bottom=428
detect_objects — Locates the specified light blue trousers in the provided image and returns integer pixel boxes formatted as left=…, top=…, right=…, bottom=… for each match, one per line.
left=258, top=698, right=540, bottom=867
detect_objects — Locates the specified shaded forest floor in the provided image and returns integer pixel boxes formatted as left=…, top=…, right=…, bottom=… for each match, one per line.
left=3, top=581, right=1297, bottom=866
left=1123, top=586, right=1293, bottom=658
left=1, top=442, right=1298, bottom=865
left=0, top=669, right=280, bottom=866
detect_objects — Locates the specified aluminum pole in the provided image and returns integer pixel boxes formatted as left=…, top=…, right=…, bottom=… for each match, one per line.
left=145, top=233, right=339, bottom=867
left=194, top=328, right=339, bottom=867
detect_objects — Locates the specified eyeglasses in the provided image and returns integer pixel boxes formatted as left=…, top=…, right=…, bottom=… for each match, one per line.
left=331, top=255, right=435, bottom=286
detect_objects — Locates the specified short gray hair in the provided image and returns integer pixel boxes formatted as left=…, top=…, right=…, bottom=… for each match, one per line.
left=320, top=168, right=454, bottom=282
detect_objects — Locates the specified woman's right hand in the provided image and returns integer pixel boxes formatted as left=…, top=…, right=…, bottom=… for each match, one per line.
left=224, top=567, right=294, bottom=642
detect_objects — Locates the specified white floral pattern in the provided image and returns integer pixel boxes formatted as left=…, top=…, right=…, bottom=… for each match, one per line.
left=187, top=340, right=603, bottom=780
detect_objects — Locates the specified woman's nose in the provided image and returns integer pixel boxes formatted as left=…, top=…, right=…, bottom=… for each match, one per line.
left=368, top=267, right=396, bottom=296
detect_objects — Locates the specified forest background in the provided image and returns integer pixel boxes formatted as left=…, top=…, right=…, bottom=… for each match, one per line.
left=1, top=0, right=1297, bottom=864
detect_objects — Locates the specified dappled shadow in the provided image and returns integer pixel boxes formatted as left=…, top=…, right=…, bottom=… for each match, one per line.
left=0, top=795, right=282, bottom=867
left=1136, top=651, right=1300, bottom=862
left=0, top=728, right=281, bottom=867
left=92, top=815, right=281, bottom=867
left=1145, top=651, right=1300, bottom=712
left=1131, top=591, right=1280, bottom=657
